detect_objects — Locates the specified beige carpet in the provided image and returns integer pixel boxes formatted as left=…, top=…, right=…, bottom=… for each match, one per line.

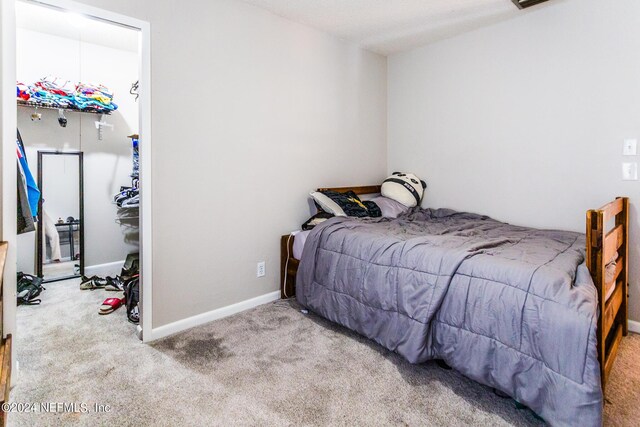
left=9, top=279, right=639, bottom=426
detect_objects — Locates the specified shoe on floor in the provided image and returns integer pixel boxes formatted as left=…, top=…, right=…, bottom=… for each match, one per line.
left=99, top=297, right=123, bottom=315
left=128, top=305, right=140, bottom=325
left=105, top=276, right=125, bottom=291
left=79, top=275, right=107, bottom=290
left=93, top=277, right=108, bottom=288
left=80, top=275, right=98, bottom=290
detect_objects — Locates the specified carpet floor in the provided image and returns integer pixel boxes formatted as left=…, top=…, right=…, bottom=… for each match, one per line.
left=9, top=279, right=640, bottom=426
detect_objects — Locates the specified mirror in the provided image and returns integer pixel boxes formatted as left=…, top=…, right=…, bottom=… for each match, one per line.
left=37, top=151, right=84, bottom=282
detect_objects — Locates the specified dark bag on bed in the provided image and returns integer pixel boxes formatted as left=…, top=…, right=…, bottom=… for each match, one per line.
left=124, top=276, right=140, bottom=324
left=17, top=272, right=45, bottom=305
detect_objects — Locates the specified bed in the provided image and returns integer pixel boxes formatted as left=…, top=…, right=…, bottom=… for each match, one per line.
left=280, top=187, right=629, bottom=426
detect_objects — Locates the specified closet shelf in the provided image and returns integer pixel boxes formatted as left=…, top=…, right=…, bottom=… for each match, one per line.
left=17, top=100, right=112, bottom=115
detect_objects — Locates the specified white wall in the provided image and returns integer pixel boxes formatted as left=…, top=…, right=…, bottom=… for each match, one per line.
left=56, top=0, right=389, bottom=328
left=388, top=0, right=640, bottom=321
left=16, top=27, right=139, bottom=273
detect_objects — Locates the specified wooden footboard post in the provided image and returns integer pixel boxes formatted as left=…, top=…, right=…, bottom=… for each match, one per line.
left=586, top=197, right=629, bottom=392
left=617, top=198, right=629, bottom=336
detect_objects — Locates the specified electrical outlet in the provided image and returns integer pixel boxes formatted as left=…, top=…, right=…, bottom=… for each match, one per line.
left=257, top=261, right=266, bottom=278
left=623, top=139, right=638, bottom=156
left=622, top=162, right=638, bottom=181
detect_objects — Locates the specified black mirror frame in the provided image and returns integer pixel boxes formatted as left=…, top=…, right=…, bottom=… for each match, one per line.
left=36, top=150, right=84, bottom=283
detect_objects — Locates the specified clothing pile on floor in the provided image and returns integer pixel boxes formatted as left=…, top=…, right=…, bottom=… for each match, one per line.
left=80, top=253, right=139, bottom=324
left=17, top=78, right=118, bottom=113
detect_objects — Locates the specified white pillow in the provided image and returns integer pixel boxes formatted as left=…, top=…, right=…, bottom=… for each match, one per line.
left=381, top=172, right=427, bottom=208
left=309, top=192, right=346, bottom=216
left=370, top=196, right=409, bottom=219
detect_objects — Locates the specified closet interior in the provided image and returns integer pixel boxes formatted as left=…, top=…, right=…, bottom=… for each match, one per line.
left=15, top=2, right=143, bottom=330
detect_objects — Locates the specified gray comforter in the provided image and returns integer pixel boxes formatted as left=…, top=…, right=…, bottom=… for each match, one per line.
left=296, top=208, right=601, bottom=426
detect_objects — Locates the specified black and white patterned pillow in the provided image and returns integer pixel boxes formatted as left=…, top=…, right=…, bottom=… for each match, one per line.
left=310, top=190, right=381, bottom=218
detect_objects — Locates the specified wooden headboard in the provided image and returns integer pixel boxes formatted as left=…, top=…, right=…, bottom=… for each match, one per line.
left=316, top=185, right=381, bottom=195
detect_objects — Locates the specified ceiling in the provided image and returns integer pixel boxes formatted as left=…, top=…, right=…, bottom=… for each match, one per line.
left=16, top=2, right=139, bottom=53
left=239, top=0, right=552, bottom=55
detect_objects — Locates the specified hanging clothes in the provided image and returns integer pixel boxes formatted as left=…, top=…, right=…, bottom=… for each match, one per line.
left=131, top=136, right=139, bottom=178
left=16, top=129, right=40, bottom=217
left=17, top=160, right=35, bottom=234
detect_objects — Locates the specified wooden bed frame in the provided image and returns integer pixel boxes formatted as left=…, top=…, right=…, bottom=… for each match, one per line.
left=281, top=188, right=630, bottom=391
left=586, top=197, right=629, bottom=391
left=280, top=186, right=381, bottom=299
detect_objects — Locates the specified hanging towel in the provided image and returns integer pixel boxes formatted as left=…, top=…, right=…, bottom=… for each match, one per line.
left=16, top=129, right=40, bottom=217
left=17, top=160, right=35, bottom=234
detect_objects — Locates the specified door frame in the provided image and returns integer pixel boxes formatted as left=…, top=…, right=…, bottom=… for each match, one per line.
left=1, top=0, right=153, bottom=343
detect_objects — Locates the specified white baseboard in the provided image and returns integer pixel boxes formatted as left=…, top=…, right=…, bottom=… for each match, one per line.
left=84, top=260, right=124, bottom=278
left=629, top=320, right=640, bottom=334
left=148, top=290, right=281, bottom=341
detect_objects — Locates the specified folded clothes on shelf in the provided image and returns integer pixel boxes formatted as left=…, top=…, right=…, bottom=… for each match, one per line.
left=16, top=78, right=118, bottom=114
left=74, top=83, right=118, bottom=112
left=16, top=83, right=30, bottom=101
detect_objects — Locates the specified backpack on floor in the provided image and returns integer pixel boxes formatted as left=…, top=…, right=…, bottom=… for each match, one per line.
left=121, top=253, right=139, bottom=276
left=124, top=276, right=139, bottom=324
left=17, top=272, right=45, bottom=305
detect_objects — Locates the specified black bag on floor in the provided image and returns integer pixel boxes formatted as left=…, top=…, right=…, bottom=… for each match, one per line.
left=17, top=272, right=45, bottom=305
left=121, top=253, right=139, bottom=276
left=124, top=276, right=139, bottom=324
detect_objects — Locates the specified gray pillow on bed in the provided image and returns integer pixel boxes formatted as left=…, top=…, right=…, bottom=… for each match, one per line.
left=370, top=196, right=409, bottom=219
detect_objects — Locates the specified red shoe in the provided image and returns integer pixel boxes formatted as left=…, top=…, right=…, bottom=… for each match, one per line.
left=99, top=297, right=122, bottom=315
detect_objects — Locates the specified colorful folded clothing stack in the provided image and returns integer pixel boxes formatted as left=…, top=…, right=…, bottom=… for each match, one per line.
left=16, top=78, right=118, bottom=114
left=74, top=83, right=118, bottom=112
left=16, top=83, right=30, bottom=101
left=31, top=79, right=74, bottom=108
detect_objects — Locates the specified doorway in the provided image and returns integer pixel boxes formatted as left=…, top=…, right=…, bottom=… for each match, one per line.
left=1, top=0, right=152, bottom=352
